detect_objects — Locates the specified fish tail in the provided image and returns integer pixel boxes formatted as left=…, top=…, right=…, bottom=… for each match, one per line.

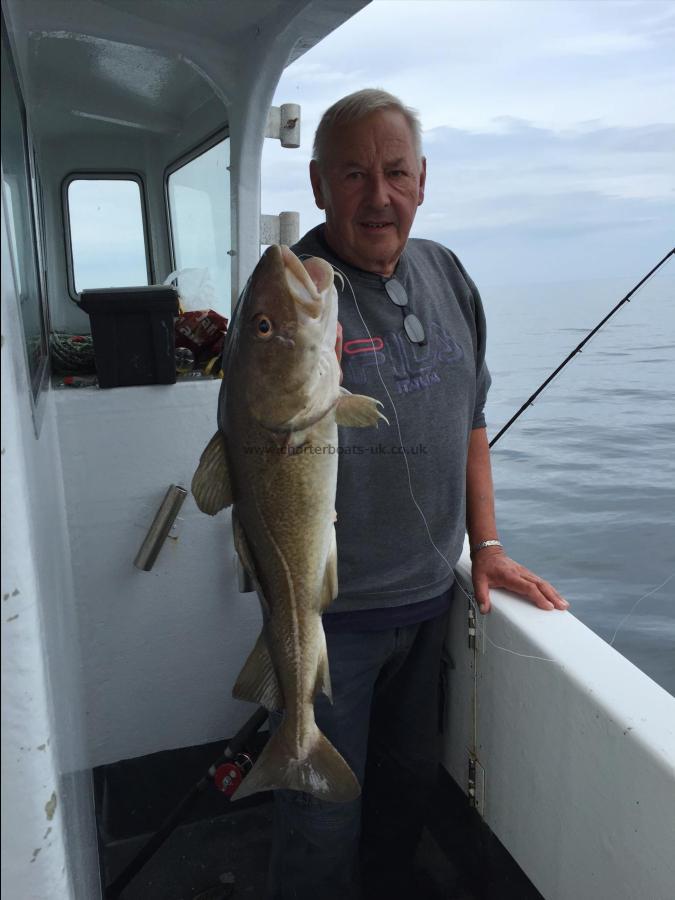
left=231, top=722, right=360, bottom=803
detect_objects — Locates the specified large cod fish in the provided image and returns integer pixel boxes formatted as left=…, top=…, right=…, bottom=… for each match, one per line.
left=191, top=245, right=386, bottom=803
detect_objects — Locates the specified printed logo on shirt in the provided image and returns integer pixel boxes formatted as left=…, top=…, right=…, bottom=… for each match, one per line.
left=342, top=321, right=464, bottom=395
left=343, top=337, right=384, bottom=355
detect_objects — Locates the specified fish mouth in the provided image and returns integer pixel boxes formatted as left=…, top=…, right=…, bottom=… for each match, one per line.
left=278, top=246, right=321, bottom=319
left=280, top=246, right=316, bottom=291
left=279, top=246, right=335, bottom=320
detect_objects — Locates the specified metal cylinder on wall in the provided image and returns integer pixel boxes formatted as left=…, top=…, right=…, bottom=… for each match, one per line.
left=134, top=485, right=188, bottom=572
left=279, top=103, right=300, bottom=148
left=279, top=211, right=300, bottom=246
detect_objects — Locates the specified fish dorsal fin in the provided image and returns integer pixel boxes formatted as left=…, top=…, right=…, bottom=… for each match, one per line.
left=314, top=627, right=332, bottom=703
left=233, top=629, right=283, bottom=711
left=334, top=388, right=389, bottom=428
left=231, top=515, right=281, bottom=709
left=319, top=525, right=338, bottom=612
left=191, top=431, right=232, bottom=514
left=232, top=511, right=271, bottom=613
left=313, top=527, right=338, bottom=703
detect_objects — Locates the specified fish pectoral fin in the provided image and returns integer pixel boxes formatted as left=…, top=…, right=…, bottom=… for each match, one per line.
left=231, top=723, right=361, bottom=804
left=319, top=526, right=338, bottom=612
left=191, top=431, right=233, bottom=514
left=334, top=388, right=389, bottom=428
left=233, top=630, right=283, bottom=711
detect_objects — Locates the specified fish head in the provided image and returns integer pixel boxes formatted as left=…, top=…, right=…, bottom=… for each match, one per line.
left=232, top=245, right=339, bottom=429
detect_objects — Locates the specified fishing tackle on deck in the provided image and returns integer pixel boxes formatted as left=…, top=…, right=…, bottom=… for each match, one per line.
left=104, top=707, right=268, bottom=900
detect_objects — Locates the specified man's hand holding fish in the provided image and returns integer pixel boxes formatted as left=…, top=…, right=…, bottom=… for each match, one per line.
left=193, top=88, right=567, bottom=900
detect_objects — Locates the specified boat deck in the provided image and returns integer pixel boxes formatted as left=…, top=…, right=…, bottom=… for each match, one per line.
left=97, top=738, right=543, bottom=900
left=105, top=801, right=473, bottom=900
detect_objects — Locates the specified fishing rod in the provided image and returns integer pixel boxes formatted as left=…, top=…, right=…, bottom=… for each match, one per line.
left=489, top=246, right=675, bottom=448
left=105, top=706, right=268, bottom=900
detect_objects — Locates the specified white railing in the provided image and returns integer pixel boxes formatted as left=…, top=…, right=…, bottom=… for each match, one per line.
left=443, top=543, right=675, bottom=900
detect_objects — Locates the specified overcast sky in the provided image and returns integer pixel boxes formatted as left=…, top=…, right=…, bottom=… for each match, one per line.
left=261, top=0, right=675, bottom=287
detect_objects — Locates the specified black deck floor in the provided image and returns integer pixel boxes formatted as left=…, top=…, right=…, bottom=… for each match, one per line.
left=105, top=804, right=474, bottom=900
left=97, top=739, right=543, bottom=900
left=105, top=802, right=274, bottom=900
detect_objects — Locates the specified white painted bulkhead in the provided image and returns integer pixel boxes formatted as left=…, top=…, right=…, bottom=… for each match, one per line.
left=52, top=381, right=258, bottom=766
left=2, top=1, right=674, bottom=899
left=2, top=199, right=100, bottom=898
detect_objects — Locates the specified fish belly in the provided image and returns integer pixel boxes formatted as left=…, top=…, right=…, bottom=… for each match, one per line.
left=230, top=422, right=359, bottom=802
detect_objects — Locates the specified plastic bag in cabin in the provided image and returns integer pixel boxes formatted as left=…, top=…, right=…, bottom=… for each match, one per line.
left=163, top=267, right=217, bottom=313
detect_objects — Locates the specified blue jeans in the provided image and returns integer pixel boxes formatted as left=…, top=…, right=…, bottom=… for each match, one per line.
left=266, top=610, right=449, bottom=900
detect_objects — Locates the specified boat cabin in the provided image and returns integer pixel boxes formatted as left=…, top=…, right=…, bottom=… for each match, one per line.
left=2, top=2, right=674, bottom=898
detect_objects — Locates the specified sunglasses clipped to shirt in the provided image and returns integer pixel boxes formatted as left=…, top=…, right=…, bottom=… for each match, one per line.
left=383, top=278, right=426, bottom=345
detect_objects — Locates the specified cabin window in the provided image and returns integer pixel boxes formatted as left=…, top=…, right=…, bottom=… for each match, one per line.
left=1, top=21, right=49, bottom=403
left=64, top=176, right=151, bottom=296
left=166, top=135, right=231, bottom=318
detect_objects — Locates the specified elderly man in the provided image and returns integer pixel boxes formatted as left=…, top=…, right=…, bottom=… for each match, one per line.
left=267, top=89, right=568, bottom=900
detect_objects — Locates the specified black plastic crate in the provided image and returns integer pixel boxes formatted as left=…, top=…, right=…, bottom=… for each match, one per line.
left=79, top=285, right=179, bottom=388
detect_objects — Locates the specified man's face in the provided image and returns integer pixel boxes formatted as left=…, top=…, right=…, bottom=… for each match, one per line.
left=310, top=110, right=426, bottom=277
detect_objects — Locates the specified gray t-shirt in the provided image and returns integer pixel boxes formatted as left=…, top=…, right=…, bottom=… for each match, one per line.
left=292, top=226, right=491, bottom=612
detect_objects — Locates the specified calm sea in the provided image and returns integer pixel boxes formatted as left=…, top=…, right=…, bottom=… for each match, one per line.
left=479, top=267, right=675, bottom=695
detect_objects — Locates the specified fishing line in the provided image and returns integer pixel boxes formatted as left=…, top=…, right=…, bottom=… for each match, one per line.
left=332, top=263, right=456, bottom=588
left=332, top=262, right=670, bottom=661
left=489, top=246, right=675, bottom=448
left=607, top=572, right=675, bottom=648
left=450, top=575, right=559, bottom=663
left=336, top=264, right=559, bottom=662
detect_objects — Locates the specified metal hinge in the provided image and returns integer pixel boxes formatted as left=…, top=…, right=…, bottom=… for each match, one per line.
left=260, top=212, right=300, bottom=247
left=468, top=604, right=477, bottom=650
left=265, top=104, right=301, bottom=148
left=468, top=755, right=485, bottom=814
left=468, top=757, right=477, bottom=805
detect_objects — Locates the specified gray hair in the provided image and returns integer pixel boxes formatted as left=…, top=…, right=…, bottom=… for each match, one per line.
left=312, top=88, right=423, bottom=169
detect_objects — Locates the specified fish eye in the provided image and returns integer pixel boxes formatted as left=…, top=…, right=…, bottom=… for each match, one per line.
left=253, top=314, right=274, bottom=339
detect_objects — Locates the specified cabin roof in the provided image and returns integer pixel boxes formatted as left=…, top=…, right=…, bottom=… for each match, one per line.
left=3, top=0, right=367, bottom=143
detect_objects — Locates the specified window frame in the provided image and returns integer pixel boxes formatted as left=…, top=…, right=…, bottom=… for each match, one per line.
left=1, top=12, right=50, bottom=425
left=61, top=171, right=154, bottom=301
left=163, top=127, right=230, bottom=278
